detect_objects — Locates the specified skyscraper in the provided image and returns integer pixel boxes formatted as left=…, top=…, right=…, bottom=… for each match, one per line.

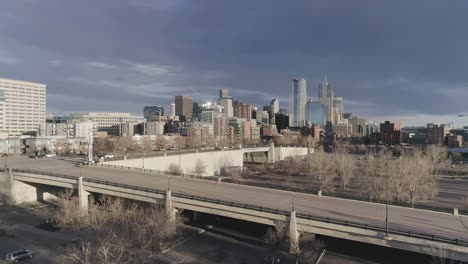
left=306, top=100, right=327, bottom=126
left=288, top=78, right=307, bottom=127
left=270, top=98, right=280, bottom=115
left=219, top=88, right=233, bottom=118
left=333, top=97, right=343, bottom=125
left=175, top=95, right=193, bottom=119
left=219, top=88, right=230, bottom=99
left=318, top=77, right=334, bottom=125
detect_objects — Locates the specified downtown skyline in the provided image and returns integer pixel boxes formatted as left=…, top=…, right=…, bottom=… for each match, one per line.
left=1, top=1, right=468, bottom=127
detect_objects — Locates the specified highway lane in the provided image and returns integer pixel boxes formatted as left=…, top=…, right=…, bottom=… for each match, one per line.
left=7, top=157, right=468, bottom=242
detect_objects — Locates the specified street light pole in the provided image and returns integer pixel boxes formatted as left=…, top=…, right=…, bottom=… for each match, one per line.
left=385, top=163, right=389, bottom=238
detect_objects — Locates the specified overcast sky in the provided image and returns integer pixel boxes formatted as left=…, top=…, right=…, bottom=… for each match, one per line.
left=1, top=0, right=467, bottom=127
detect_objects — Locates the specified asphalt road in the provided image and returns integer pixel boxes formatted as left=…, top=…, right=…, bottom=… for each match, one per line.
left=7, top=157, right=468, bottom=242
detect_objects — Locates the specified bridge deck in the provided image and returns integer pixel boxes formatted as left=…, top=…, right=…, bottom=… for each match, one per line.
left=7, top=157, right=468, bottom=242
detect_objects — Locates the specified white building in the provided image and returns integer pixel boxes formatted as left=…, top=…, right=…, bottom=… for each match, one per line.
left=288, top=78, right=307, bottom=127
left=70, top=112, right=145, bottom=136
left=0, top=78, right=46, bottom=136
left=270, top=98, right=280, bottom=115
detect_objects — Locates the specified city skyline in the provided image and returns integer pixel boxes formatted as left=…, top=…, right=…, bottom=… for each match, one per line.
left=1, top=1, right=468, bottom=127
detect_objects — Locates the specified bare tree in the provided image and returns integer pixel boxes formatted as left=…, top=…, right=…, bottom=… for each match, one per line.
left=309, top=147, right=335, bottom=193
left=155, top=136, right=167, bottom=150
left=167, top=163, right=182, bottom=175
left=362, top=150, right=390, bottom=201
left=430, top=245, right=459, bottom=264
left=215, top=155, right=234, bottom=177
left=90, top=140, right=101, bottom=157
left=426, top=145, right=448, bottom=176
left=53, top=195, right=183, bottom=264
left=265, top=223, right=326, bottom=264
left=113, top=136, right=134, bottom=159
left=193, top=158, right=207, bottom=176
left=401, top=150, right=437, bottom=207
left=296, top=233, right=326, bottom=264
left=334, top=145, right=356, bottom=190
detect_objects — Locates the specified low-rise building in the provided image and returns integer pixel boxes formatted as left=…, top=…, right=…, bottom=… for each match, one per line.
left=448, top=135, right=463, bottom=148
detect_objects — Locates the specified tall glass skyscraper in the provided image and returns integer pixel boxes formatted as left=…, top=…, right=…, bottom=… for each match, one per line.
left=306, top=100, right=327, bottom=126
left=288, top=78, right=307, bottom=127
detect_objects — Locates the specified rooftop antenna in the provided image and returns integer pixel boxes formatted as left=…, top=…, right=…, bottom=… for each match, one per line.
left=325, top=74, right=327, bottom=83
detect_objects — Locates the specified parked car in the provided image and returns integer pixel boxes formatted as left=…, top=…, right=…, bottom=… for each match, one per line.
left=45, top=154, right=56, bottom=158
left=5, top=249, right=34, bottom=262
left=104, top=154, right=114, bottom=158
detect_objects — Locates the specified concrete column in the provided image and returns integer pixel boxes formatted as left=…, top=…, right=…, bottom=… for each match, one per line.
left=78, top=177, right=89, bottom=214
left=269, top=142, right=276, bottom=163
left=454, top=208, right=459, bottom=216
left=193, top=211, right=200, bottom=222
left=166, top=190, right=176, bottom=223
left=289, top=210, right=300, bottom=253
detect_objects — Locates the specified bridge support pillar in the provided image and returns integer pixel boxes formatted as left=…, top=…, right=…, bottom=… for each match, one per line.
left=193, top=211, right=200, bottom=222
left=289, top=210, right=300, bottom=253
left=268, top=142, right=275, bottom=163
left=78, top=177, right=89, bottom=214
left=166, top=190, right=176, bottom=224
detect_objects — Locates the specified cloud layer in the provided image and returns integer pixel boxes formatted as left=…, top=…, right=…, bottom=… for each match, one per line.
left=1, top=0, right=467, bottom=126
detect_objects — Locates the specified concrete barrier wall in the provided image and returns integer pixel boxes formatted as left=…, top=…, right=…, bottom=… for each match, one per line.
left=102, top=150, right=244, bottom=176
left=276, top=147, right=308, bottom=161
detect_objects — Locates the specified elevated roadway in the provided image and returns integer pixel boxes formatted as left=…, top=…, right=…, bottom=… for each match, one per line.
left=3, top=157, right=468, bottom=261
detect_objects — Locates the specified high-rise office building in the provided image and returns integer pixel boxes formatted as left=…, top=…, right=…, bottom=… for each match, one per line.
left=219, top=89, right=233, bottom=118
left=270, top=98, right=280, bottom=115
left=170, top=103, right=176, bottom=117
left=306, top=100, right=327, bottom=126
left=0, top=78, right=46, bottom=136
left=219, top=88, right=230, bottom=99
left=318, top=78, right=335, bottom=125
left=288, top=78, right=307, bottom=127
left=175, top=95, right=193, bottom=119
left=333, top=97, right=343, bottom=125
left=143, top=105, right=164, bottom=122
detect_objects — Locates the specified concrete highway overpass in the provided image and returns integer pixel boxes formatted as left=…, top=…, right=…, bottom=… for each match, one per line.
left=2, top=157, right=468, bottom=261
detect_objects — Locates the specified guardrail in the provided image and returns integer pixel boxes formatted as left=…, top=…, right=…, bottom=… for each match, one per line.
left=10, top=168, right=468, bottom=247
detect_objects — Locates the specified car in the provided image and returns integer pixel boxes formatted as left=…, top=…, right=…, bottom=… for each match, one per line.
left=5, top=249, right=34, bottom=262
left=45, top=154, right=56, bottom=158
left=104, top=154, right=114, bottom=158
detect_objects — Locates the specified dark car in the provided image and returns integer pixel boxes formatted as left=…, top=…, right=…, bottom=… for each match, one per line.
left=5, top=249, right=34, bottom=262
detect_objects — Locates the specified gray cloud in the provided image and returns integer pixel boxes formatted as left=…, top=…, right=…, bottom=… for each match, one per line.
left=0, top=0, right=467, bottom=126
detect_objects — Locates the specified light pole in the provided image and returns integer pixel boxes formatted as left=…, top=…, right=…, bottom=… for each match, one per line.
left=142, top=123, right=146, bottom=170
left=4, top=140, right=8, bottom=169
left=291, top=192, right=295, bottom=212
left=178, top=146, right=181, bottom=175
left=385, top=162, right=390, bottom=239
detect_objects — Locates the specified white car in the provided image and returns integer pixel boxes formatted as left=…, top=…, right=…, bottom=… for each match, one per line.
left=5, top=249, right=34, bottom=262
left=104, top=154, right=114, bottom=158
left=45, top=154, right=56, bottom=158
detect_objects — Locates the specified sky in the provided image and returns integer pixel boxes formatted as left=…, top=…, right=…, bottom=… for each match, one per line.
left=1, top=0, right=468, bottom=127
